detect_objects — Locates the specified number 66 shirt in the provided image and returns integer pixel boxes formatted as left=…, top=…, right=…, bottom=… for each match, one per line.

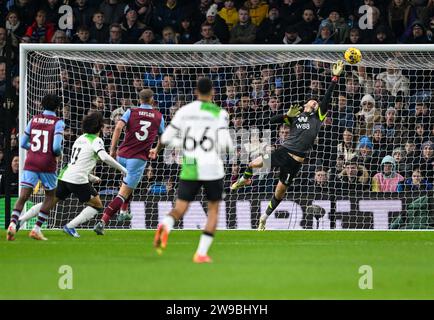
left=117, top=104, right=164, bottom=161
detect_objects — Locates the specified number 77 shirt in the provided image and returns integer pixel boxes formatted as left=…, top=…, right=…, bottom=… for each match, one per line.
left=117, top=104, right=164, bottom=161
left=23, top=110, right=65, bottom=173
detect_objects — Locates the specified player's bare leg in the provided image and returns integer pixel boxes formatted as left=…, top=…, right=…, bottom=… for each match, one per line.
left=29, top=189, right=57, bottom=241
left=65, top=196, right=103, bottom=238
left=193, top=200, right=219, bottom=263
left=7, top=187, right=32, bottom=241
left=231, top=156, right=264, bottom=190
left=258, top=181, right=287, bottom=231
left=154, top=199, right=189, bottom=254
left=95, top=183, right=133, bottom=235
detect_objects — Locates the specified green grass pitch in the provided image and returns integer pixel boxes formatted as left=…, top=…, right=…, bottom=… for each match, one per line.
left=1, top=230, right=433, bottom=299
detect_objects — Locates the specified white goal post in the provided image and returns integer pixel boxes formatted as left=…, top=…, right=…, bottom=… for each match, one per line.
left=19, top=44, right=434, bottom=230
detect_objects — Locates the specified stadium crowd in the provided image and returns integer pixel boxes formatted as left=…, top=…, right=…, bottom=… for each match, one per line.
left=1, top=0, right=434, bottom=197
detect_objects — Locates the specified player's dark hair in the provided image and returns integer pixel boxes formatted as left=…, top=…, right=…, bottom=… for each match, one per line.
left=41, top=94, right=61, bottom=112
left=82, top=111, right=104, bottom=134
left=197, top=77, right=213, bottom=95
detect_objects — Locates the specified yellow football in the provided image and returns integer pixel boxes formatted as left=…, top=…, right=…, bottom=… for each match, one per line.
left=344, top=47, right=362, bottom=64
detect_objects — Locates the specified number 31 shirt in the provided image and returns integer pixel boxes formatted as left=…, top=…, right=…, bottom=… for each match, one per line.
left=161, top=100, right=234, bottom=181
left=117, top=104, right=164, bottom=161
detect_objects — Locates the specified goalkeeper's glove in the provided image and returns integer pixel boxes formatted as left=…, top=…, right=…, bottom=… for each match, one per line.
left=332, top=60, right=345, bottom=77
left=286, top=104, right=301, bottom=118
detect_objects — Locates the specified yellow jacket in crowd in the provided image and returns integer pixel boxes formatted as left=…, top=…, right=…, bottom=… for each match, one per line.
left=218, top=7, right=239, bottom=30
left=244, top=1, right=269, bottom=26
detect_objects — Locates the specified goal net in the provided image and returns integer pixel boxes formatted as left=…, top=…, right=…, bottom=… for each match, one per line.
left=19, top=44, right=434, bottom=230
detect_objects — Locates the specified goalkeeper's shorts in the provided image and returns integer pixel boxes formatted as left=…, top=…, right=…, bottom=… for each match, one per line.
left=263, top=147, right=302, bottom=186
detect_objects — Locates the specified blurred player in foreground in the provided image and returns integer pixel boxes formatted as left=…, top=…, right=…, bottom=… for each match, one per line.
left=231, top=61, right=344, bottom=230
left=7, top=94, right=64, bottom=241
left=154, top=77, right=234, bottom=263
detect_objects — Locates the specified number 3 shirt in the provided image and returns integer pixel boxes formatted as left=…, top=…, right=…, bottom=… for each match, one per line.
left=117, top=104, right=164, bottom=161
left=161, top=100, right=234, bottom=181
left=59, top=134, right=106, bottom=184
left=23, top=110, right=65, bottom=173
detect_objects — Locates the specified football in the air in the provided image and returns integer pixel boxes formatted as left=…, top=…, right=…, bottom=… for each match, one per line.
left=344, top=47, right=362, bottom=64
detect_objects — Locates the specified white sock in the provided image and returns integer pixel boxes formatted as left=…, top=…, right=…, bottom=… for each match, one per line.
left=33, top=225, right=41, bottom=233
left=162, top=215, right=175, bottom=233
left=196, top=233, right=214, bottom=256
left=260, top=213, right=269, bottom=221
left=67, top=206, right=99, bottom=229
left=19, top=203, right=42, bottom=222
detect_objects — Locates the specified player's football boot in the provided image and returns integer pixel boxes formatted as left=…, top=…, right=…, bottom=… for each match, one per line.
left=29, top=230, right=48, bottom=241
left=93, top=221, right=105, bottom=235
left=193, top=253, right=213, bottom=264
left=63, top=225, right=80, bottom=238
left=154, top=224, right=169, bottom=255
left=6, top=224, right=16, bottom=241
left=230, top=177, right=252, bottom=190
left=117, top=210, right=132, bottom=222
left=257, top=218, right=267, bottom=231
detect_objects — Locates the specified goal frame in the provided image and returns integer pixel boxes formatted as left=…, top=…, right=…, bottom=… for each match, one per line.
left=18, top=43, right=434, bottom=229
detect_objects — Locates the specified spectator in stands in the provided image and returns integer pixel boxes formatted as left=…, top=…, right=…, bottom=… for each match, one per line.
left=371, top=78, right=390, bottom=110
left=138, top=26, right=158, bottom=44
left=0, top=27, right=17, bottom=64
left=345, top=27, right=363, bottom=44
left=108, top=22, right=125, bottom=44
left=90, top=11, right=110, bottom=43
left=230, top=6, right=257, bottom=44
left=419, top=140, right=434, bottom=183
left=25, top=10, right=56, bottom=43
left=0, top=149, right=5, bottom=175
left=222, top=82, right=238, bottom=113
left=404, top=20, right=433, bottom=43
left=154, top=0, right=184, bottom=33
left=312, top=23, right=335, bottom=44
left=156, top=74, right=177, bottom=117
left=295, top=7, right=318, bottom=44
left=319, top=7, right=349, bottom=44
left=178, top=17, right=197, bottom=44
left=404, top=139, right=418, bottom=173
left=205, top=4, right=229, bottom=43
left=73, top=25, right=96, bottom=44
left=344, top=76, right=362, bottom=111
left=99, top=0, right=126, bottom=24
left=10, top=0, right=38, bottom=27
left=376, top=59, right=410, bottom=97
left=392, top=147, right=407, bottom=176
left=384, top=107, right=407, bottom=148
left=245, top=0, right=269, bottom=26
left=372, top=155, right=405, bottom=192
left=413, top=122, right=428, bottom=151
left=195, top=23, right=221, bottom=44
left=219, top=0, right=239, bottom=30
left=51, top=30, right=70, bottom=43
left=160, top=26, right=179, bottom=44
left=0, top=154, right=19, bottom=196
left=337, top=129, right=358, bottom=162
left=230, top=111, right=245, bottom=130
left=73, top=0, right=94, bottom=28
left=41, top=0, right=61, bottom=25
left=5, top=11, right=26, bottom=47
left=397, top=167, right=433, bottom=192
left=282, top=25, right=303, bottom=44
left=355, top=94, right=382, bottom=137
left=371, top=124, right=388, bottom=158
left=0, top=62, right=6, bottom=98
left=124, top=0, right=155, bottom=27
left=121, top=8, right=146, bottom=43
left=373, top=25, right=396, bottom=44
left=387, top=0, right=412, bottom=40
left=256, top=4, right=285, bottom=44
left=356, top=135, right=379, bottom=173
left=335, top=158, right=370, bottom=192
left=335, top=94, right=355, bottom=129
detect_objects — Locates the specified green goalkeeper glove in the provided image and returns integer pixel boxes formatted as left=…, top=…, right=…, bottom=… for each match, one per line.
left=286, top=104, right=301, bottom=118
left=332, top=60, right=345, bottom=77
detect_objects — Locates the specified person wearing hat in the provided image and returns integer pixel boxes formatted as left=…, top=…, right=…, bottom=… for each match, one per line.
left=218, top=0, right=239, bottom=30
left=372, top=155, right=405, bottom=192
left=121, top=8, right=146, bottom=43
left=205, top=3, right=230, bottom=43
left=282, top=24, right=303, bottom=44
left=312, top=22, right=335, bottom=44
left=376, top=58, right=410, bottom=97
left=355, top=94, right=382, bottom=137
left=420, top=140, right=434, bottom=183
left=317, top=7, right=349, bottom=43
left=256, top=4, right=285, bottom=44
left=356, top=135, right=380, bottom=174
left=404, top=20, right=432, bottom=43
left=372, top=124, right=388, bottom=160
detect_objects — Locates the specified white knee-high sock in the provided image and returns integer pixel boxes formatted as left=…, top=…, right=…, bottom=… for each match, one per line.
left=196, top=232, right=214, bottom=256
left=66, top=206, right=99, bottom=228
left=161, top=215, right=175, bottom=233
left=19, top=202, right=42, bottom=223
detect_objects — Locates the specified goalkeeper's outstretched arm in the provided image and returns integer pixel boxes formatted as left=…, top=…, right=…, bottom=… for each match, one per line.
left=318, top=60, right=344, bottom=120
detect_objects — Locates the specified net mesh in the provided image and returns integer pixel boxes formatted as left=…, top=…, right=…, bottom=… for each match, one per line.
left=23, top=48, right=434, bottom=230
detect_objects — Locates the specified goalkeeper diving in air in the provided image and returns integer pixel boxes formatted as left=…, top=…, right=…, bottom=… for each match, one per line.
left=231, top=60, right=345, bottom=230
